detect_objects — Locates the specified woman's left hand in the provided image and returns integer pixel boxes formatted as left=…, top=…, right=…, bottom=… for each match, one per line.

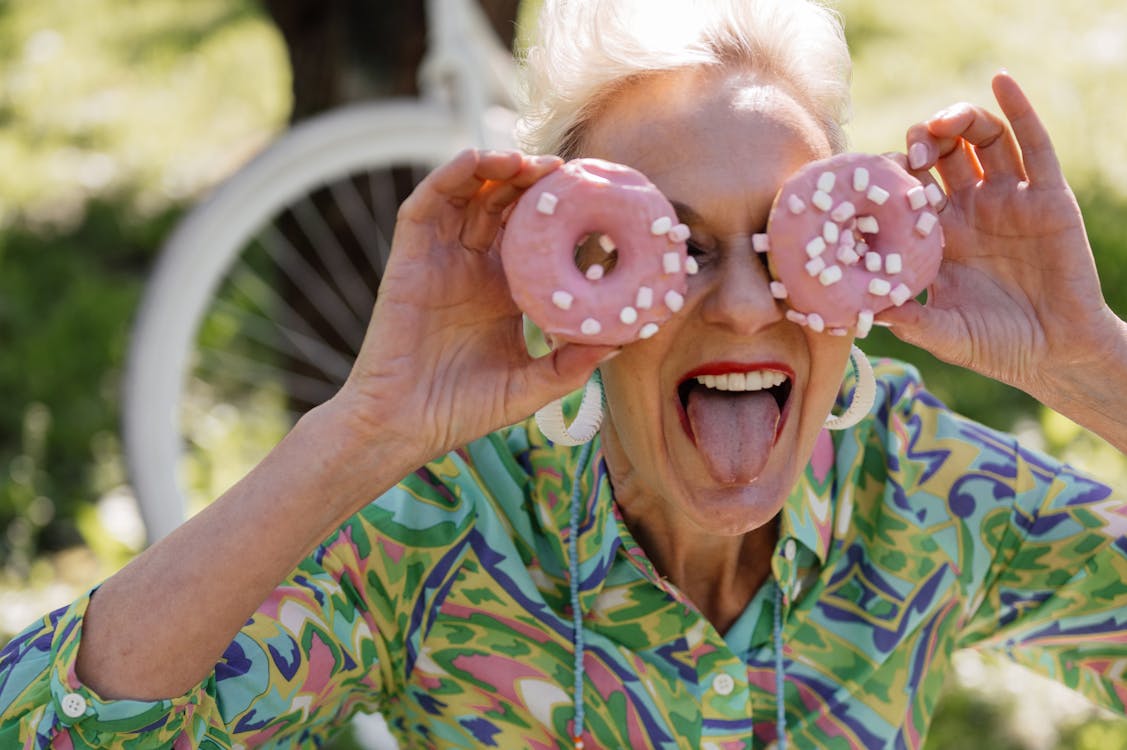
left=878, top=72, right=1126, bottom=410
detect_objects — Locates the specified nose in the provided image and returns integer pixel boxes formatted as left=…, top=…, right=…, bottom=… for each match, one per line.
left=697, top=250, right=784, bottom=334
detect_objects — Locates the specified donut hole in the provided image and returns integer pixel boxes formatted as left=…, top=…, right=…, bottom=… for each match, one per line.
left=573, top=233, right=619, bottom=280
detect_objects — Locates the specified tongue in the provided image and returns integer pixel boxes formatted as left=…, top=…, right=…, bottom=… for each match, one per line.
left=686, top=386, right=780, bottom=484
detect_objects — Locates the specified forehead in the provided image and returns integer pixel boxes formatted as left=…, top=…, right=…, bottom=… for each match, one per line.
left=580, top=68, right=831, bottom=214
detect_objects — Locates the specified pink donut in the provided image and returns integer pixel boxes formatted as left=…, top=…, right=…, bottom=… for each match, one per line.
left=760, top=153, right=944, bottom=338
left=501, top=158, right=691, bottom=346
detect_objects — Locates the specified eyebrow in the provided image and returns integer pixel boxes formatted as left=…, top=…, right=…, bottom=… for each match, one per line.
left=669, top=200, right=704, bottom=226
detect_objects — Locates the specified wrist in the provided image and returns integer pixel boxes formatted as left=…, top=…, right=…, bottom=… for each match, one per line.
left=1026, top=311, right=1127, bottom=450
left=286, top=392, right=427, bottom=523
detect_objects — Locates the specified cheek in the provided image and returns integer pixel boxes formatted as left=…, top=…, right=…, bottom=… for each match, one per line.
left=804, top=335, right=856, bottom=413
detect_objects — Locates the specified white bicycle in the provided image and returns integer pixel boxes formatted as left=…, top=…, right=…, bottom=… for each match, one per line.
left=123, top=0, right=520, bottom=544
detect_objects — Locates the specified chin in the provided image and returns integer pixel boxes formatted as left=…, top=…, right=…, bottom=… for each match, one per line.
left=676, top=474, right=793, bottom=536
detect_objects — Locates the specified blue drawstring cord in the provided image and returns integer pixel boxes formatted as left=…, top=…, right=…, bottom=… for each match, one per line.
left=774, top=581, right=788, bottom=749
left=568, top=440, right=593, bottom=748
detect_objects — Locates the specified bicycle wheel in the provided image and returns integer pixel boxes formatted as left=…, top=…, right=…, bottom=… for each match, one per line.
left=124, top=100, right=479, bottom=544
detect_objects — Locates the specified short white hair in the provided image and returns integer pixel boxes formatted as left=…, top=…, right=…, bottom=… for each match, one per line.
left=517, top=0, right=852, bottom=157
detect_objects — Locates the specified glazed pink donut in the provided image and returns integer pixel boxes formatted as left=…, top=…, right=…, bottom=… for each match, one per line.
left=501, top=158, right=692, bottom=346
left=759, top=153, right=944, bottom=338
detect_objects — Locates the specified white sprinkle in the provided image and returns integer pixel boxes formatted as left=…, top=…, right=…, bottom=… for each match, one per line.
left=868, top=278, right=892, bottom=296
left=856, top=309, right=874, bottom=338
left=831, top=201, right=857, bottom=223
left=823, top=221, right=840, bottom=244
left=807, top=313, right=826, bottom=332
left=856, top=240, right=870, bottom=255
left=915, top=212, right=938, bottom=237
left=685, top=256, right=699, bottom=275
left=752, top=233, right=771, bottom=253
left=806, top=237, right=827, bottom=258
left=864, top=252, right=882, bottom=272
left=867, top=185, right=890, bottom=205
left=667, top=223, right=691, bottom=243
left=662, top=252, right=681, bottom=274
left=817, top=172, right=837, bottom=192
left=805, top=256, right=827, bottom=276
left=785, top=310, right=808, bottom=326
left=664, top=289, right=685, bottom=312
left=890, top=283, right=913, bottom=306
left=769, top=281, right=788, bottom=299
left=651, top=216, right=674, bottom=235
left=829, top=327, right=849, bottom=337
left=536, top=192, right=559, bottom=215
left=812, top=190, right=834, bottom=212
left=585, top=264, right=605, bottom=281
left=581, top=318, right=602, bottom=335
left=837, top=246, right=861, bottom=265
left=906, top=185, right=928, bottom=211
left=857, top=216, right=880, bottom=234
left=619, top=306, right=638, bottom=325
left=885, top=253, right=903, bottom=274
left=925, top=183, right=945, bottom=208
left=636, top=286, right=654, bottom=309
left=551, top=290, right=573, bottom=310
left=787, top=194, right=806, bottom=214
left=639, top=323, right=659, bottom=339
left=853, top=167, right=871, bottom=192
left=819, top=265, right=843, bottom=286
left=839, top=230, right=856, bottom=249
left=598, top=234, right=616, bottom=253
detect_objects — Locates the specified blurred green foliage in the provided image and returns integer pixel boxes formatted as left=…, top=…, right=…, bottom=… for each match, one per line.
left=0, top=0, right=289, bottom=575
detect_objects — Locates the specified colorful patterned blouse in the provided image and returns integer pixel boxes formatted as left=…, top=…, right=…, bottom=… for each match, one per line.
left=2, top=359, right=1127, bottom=749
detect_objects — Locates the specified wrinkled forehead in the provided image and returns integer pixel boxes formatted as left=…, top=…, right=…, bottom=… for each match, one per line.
left=580, top=67, right=831, bottom=219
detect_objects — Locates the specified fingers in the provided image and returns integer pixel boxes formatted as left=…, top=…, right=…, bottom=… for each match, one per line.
left=882, top=151, right=949, bottom=213
left=991, top=72, right=1066, bottom=188
left=399, top=149, right=562, bottom=232
left=460, top=154, right=563, bottom=251
left=904, top=73, right=1064, bottom=195
left=511, top=343, right=620, bottom=416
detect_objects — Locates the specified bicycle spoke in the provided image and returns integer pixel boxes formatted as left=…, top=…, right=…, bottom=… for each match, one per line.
left=259, top=225, right=368, bottom=351
left=196, top=346, right=339, bottom=406
left=288, top=197, right=379, bottom=322
left=210, top=297, right=355, bottom=384
left=226, top=262, right=328, bottom=345
left=327, top=177, right=389, bottom=280
left=367, top=169, right=399, bottom=270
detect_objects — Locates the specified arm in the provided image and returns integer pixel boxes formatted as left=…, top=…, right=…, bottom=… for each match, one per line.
left=877, top=73, right=1127, bottom=452
left=2, top=150, right=615, bottom=743
left=79, top=150, right=614, bottom=700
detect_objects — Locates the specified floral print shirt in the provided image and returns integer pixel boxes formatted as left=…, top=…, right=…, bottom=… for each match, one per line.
left=2, top=359, right=1126, bottom=749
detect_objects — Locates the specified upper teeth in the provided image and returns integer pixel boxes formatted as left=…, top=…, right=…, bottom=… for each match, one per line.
left=695, top=371, right=787, bottom=391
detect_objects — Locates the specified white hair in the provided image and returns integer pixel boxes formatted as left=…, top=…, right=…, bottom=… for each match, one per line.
left=517, top=0, right=853, bottom=157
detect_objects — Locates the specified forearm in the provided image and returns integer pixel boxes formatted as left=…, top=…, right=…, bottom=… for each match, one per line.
left=1032, top=314, right=1127, bottom=455
left=76, top=396, right=419, bottom=700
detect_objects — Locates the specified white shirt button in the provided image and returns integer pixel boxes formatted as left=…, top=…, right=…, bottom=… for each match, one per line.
left=60, top=692, right=87, bottom=718
left=712, top=673, right=735, bottom=696
left=783, top=539, right=797, bottom=561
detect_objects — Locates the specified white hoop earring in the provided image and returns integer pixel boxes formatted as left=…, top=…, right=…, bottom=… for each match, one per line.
left=824, top=345, right=876, bottom=431
left=535, top=372, right=605, bottom=446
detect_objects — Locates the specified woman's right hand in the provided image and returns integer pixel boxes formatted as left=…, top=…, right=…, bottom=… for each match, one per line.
left=333, top=149, right=618, bottom=465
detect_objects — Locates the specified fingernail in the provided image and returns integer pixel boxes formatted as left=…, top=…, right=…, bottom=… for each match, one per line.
left=908, top=142, right=929, bottom=170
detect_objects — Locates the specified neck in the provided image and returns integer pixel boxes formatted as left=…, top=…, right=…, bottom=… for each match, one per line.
left=616, top=493, right=777, bottom=634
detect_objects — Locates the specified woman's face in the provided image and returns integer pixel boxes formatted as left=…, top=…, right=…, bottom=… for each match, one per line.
left=582, top=67, right=854, bottom=535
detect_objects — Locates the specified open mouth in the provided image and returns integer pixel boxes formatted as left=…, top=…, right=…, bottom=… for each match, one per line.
left=675, top=364, right=794, bottom=443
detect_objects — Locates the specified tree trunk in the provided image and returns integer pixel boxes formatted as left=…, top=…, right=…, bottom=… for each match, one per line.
left=264, top=0, right=520, bottom=120
left=257, top=1, right=521, bottom=414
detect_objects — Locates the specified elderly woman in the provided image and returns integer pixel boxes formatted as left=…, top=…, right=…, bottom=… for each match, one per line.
left=3, top=0, right=1127, bottom=747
